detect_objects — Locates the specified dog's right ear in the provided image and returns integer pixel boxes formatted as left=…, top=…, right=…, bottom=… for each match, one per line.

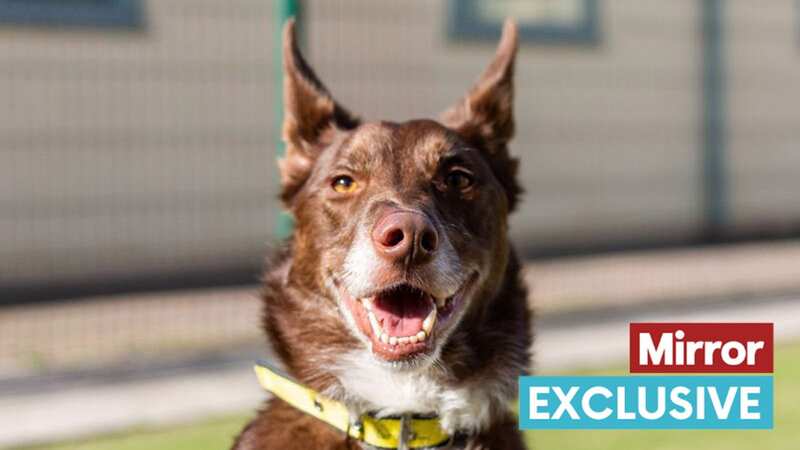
left=279, top=19, right=359, bottom=204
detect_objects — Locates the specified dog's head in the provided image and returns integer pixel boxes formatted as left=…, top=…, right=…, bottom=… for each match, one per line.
left=279, top=19, right=520, bottom=368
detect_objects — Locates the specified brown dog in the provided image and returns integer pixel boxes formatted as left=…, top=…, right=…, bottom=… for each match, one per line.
left=233, top=18, right=531, bottom=450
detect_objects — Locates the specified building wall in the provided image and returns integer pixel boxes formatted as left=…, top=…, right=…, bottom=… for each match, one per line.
left=727, top=0, right=800, bottom=235
left=0, top=0, right=279, bottom=286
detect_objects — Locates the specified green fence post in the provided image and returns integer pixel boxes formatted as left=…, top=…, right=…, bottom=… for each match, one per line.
left=274, top=0, right=299, bottom=239
left=701, top=0, right=728, bottom=239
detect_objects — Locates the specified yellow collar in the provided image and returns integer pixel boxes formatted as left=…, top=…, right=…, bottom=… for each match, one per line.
left=254, top=361, right=452, bottom=449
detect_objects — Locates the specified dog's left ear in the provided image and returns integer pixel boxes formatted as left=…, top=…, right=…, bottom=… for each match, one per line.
left=440, top=19, right=521, bottom=211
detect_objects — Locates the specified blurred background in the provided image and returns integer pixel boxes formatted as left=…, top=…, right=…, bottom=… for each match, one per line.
left=1, top=1, right=799, bottom=449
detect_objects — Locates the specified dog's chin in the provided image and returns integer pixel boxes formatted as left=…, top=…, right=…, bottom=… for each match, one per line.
left=336, top=274, right=476, bottom=367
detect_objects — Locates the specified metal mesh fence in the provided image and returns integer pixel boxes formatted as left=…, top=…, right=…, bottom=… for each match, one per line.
left=1, top=0, right=800, bottom=383
left=0, top=0, right=279, bottom=298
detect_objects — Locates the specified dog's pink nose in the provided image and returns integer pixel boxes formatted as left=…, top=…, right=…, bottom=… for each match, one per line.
left=372, top=210, right=438, bottom=265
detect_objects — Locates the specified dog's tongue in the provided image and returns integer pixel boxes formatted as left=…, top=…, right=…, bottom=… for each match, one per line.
left=373, top=287, right=432, bottom=337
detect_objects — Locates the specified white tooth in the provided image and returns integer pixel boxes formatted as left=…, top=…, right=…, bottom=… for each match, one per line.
left=368, top=312, right=386, bottom=341
left=380, top=334, right=389, bottom=344
left=409, top=335, right=418, bottom=344
left=389, top=336, right=398, bottom=346
left=362, top=297, right=374, bottom=310
left=368, top=312, right=380, bottom=332
left=416, top=331, right=426, bottom=341
left=422, top=309, right=437, bottom=333
left=398, top=337, right=409, bottom=345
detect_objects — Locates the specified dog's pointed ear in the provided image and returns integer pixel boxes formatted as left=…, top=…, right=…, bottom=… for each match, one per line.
left=279, top=19, right=359, bottom=203
left=441, top=19, right=517, bottom=148
left=440, top=19, right=521, bottom=210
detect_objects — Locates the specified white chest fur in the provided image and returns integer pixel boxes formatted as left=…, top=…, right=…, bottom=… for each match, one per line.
left=330, top=351, right=499, bottom=433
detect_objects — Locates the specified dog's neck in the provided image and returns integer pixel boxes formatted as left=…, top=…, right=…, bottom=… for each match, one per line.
left=323, top=347, right=516, bottom=434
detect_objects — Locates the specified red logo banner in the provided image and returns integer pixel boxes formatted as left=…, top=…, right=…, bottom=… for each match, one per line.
left=630, top=323, right=773, bottom=373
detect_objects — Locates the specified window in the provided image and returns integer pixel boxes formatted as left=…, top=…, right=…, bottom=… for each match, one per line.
left=449, top=0, right=600, bottom=45
left=0, top=0, right=144, bottom=29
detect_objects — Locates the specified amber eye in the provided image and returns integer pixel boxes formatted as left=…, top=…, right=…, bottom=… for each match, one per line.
left=332, top=175, right=358, bottom=193
left=444, top=169, right=474, bottom=190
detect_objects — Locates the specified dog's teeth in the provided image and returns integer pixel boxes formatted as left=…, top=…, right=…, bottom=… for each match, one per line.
left=422, top=309, right=437, bottom=333
left=367, top=311, right=379, bottom=328
left=364, top=295, right=437, bottom=346
left=436, top=297, right=446, bottom=308
left=361, top=297, right=374, bottom=310
left=367, top=311, right=382, bottom=337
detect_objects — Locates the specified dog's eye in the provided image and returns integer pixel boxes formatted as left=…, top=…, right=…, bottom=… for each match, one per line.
left=331, top=175, right=358, bottom=193
left=444, top=170, right=474, bottom=190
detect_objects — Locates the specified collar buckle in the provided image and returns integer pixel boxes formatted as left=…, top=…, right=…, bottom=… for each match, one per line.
left=346, top=411, right=364, bottom=441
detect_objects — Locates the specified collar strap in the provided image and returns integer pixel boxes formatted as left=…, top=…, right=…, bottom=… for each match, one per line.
left=254, top=361, right=452, bottom=449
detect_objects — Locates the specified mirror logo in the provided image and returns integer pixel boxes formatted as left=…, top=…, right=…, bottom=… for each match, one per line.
left=519, top=323, right=774, bottom=429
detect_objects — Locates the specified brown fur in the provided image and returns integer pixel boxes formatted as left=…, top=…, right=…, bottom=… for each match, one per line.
left=233, top=19, right=531, bottom=450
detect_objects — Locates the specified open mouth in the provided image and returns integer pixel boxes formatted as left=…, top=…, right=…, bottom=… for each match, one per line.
left=339, top=282, right=466, bottom=361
